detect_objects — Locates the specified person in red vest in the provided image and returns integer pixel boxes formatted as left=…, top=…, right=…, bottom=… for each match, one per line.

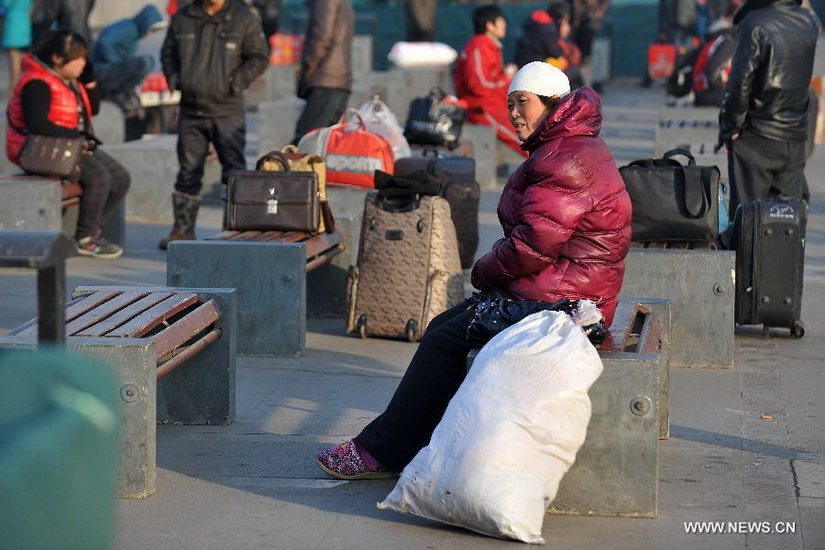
left=6, top=30, right=130, bottom=259
left=454, top=4, right=523, bottom=155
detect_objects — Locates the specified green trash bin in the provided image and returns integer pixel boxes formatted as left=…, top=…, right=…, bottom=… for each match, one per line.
left=0, top=349, right=118, bottom=550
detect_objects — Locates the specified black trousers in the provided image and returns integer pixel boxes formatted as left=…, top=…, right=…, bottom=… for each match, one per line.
left=357, top=299, right=476, bottom=471
left=727, top=132, right=809, bottom=217
left=291, top=87, right=349, bottom=145
left=405, top=0, right=436, bottom=42
left=75, top=148, right=130, bottom=240
left=175, top=113, right=247, bottom=196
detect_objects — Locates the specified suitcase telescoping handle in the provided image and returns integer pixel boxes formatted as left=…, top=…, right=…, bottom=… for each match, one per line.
left=374, top=192, right=421, bottom=213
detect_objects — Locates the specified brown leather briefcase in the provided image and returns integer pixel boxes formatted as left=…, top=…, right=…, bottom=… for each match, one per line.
left=225, top=170, right=320, bottom=232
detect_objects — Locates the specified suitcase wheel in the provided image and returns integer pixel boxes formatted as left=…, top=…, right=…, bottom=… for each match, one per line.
left=405, top=319, right=419, bottom=342
left=357, top=314, right=368, bottom=339
left=791, top=322, right=805, bottom=339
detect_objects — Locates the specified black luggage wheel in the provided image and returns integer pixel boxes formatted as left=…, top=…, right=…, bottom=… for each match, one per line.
left=357, top=315, right=368, bottom=339
left=405, top=319, right=419, bottom=342
left=791, top=322, right=805, bottom=339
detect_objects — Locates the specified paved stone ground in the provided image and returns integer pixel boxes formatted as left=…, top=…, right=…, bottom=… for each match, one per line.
left=1, top=79, right=824, bottom=549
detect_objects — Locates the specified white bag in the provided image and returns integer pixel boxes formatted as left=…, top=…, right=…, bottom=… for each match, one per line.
left=387, top=41, right=458, bottom=69
left=378, top=309, right=604, bottom=544
left=357, top=96, right=412, bottom=161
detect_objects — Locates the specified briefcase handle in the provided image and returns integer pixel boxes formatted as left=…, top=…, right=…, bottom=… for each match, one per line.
left=663, top=148, right=697, bottom=165
left=255, top=150, right=291, bottom=171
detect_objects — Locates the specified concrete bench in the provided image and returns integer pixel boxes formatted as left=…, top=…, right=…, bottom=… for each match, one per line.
left=92, top=100, right=126, bottom=145
left=254, top=98, right=305, bottom=159
left=0, top=174, right=125, bottom=245
left=653, top=119, right=719, bottom=157
left=468, top=299, right=670, bottom=518
left=654, top=106, right=719, bottom=154
left=101, top=135, right=222, bottom=223
left=620, top=241, right=734, bottom=369
left=0, top=285, right=237, bottom=499
left=167, top=229, right=345, bottom=357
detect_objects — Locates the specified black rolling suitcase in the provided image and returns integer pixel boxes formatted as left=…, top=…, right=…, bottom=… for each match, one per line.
left=732, top=196, right=807, bottom=337
left=394, top=151, right=480, bottom=269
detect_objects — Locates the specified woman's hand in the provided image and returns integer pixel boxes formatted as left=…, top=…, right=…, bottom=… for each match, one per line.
left=471, top=264, right=493, bottom=291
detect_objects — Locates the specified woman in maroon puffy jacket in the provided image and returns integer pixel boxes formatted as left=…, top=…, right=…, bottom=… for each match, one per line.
left=316, top=62, right=632, bottom=480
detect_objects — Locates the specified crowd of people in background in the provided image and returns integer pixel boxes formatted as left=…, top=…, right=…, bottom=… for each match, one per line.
left=0, top=0, right=820, bottom=258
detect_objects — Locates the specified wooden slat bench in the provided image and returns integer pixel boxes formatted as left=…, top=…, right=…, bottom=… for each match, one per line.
left=0, top=285, right=238, bottom=499
left=467, top=299, right=671, bottom=518
left=631, top=240, right=718, bottom=250
left=167, top=228, right=345, bottom=357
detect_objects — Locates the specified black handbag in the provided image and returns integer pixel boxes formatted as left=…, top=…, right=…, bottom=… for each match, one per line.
left=225, top=158, right=320, bottom=232
left=619, top=148, right=721, bottom=242
left=465, top=291, right=605, bottom=347
left=18, top=134, right=87, bottom=179
left=403, top=87, right=466, bottom=149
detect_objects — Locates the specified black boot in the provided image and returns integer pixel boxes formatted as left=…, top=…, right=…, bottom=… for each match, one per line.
left=159, top=192, right=200, bottom=250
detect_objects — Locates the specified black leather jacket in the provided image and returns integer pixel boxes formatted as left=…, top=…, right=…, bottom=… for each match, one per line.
left=161, top=0, right=269, bottom=117
left=719, top=0, right=820, bottom=144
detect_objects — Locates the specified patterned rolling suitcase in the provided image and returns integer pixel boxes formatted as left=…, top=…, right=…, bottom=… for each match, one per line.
left=346, top=192, right=465, bottom=341
left=732, top=196, right=807, bottom=337
left=394, top=152, right=480, bottom=269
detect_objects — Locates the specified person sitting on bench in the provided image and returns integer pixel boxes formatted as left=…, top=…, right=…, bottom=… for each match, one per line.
left=315, top=62, right=632, bottom=480
left=6, top=30, right=131, bottom=259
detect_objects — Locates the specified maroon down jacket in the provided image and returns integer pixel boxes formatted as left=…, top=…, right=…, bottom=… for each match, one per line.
left=471, top=87, right=632, bottom=327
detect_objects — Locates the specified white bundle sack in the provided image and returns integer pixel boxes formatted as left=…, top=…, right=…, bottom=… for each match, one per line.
left=387, top=41, right=458, bottom=69
left=378, top=308, right=604, bottom=544
left=357, top=96, right=412, bottom=161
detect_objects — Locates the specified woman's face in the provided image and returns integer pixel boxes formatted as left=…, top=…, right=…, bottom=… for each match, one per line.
left=52, top=55, right=86, bottom=80
left=507, top=91, right=551, bottom=142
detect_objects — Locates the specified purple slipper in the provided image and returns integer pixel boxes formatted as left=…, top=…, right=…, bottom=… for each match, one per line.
left=316, top=439, right=396, bottom=480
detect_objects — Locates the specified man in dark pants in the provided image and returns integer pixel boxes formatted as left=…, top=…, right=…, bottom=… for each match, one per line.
left=291, top=0, right=354, bottom=145
left=718, top=0, right=819, bottom=217
left=159, top=0, right=269, bottom=249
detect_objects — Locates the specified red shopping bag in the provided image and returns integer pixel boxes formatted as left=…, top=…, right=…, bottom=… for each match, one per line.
left=297, top=109, right=395, bottom=189
left=648, top=44, right=678, bottom=80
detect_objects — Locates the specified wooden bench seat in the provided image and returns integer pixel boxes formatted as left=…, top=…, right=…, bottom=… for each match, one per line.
left=597, top=300, right=663, bottom=355
left=61, top=180, right=83, bottom=209
left=467, top=298, right=671, bottom=518
left=8, top=288, right=223, bottom=379
left=205, top=229, right=344, bottom=272
left=631, top=240, right=718, bottom=250
left=0, top=285, right=237, bottom=499
left=167, top=228, right=345, bottom=357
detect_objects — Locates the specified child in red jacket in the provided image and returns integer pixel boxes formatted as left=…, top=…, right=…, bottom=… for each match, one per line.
left=454, top=5, right=524, bottom=155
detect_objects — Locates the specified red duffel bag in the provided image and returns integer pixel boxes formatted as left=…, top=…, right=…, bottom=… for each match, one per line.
left=297, top=108, right=394, bottom=189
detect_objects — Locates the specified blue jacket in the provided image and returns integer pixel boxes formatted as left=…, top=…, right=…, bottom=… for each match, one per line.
left=92, top=5, right=164, bottom=74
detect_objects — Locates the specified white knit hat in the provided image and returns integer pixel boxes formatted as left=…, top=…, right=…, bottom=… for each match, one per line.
left=507, top=61, right=571, bottom=98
